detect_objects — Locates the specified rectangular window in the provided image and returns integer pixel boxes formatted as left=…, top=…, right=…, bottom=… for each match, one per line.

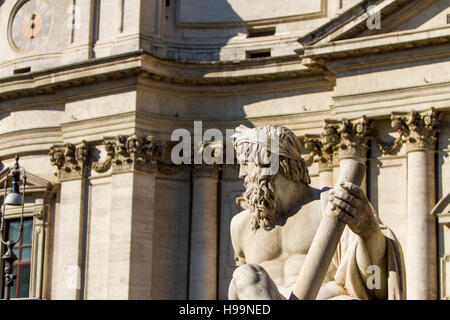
left=246, top=49, right=271, bottom=59
left=247, top=27, right=276, bottom=38
left=4, top=219, right=33, bottom=299
left=13, top=67, right=31, bottom=75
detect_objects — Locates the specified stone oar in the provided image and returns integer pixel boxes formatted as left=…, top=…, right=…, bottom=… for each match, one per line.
left=291, top=159, right=366, bottom=300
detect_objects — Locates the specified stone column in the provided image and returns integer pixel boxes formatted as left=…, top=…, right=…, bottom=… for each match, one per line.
left=334, top=117, right=372, bottom=188
left=292, top=118, right=371, bottom=300
left=391, top=109, right=441, bottom=299
left=108, top=170, right=155, bottom=299
left=93, top=134, right=164, bottom=299
left=189, top=165, right=220, bottom=300
left=49, top=141, right=89, bottom=299
left=318, top=161, right=334, bottom=188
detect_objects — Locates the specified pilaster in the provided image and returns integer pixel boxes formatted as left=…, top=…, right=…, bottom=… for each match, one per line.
left=189, top=164, right=221, bottom=300
left=49, top=141, right=90, bottom=299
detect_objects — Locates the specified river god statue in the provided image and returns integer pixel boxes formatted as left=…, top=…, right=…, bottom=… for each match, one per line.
left=228, top=125, right=405, bottom=300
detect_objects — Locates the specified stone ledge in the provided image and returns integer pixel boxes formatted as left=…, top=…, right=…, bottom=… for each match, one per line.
left=299, top=26, right=450, bottom=60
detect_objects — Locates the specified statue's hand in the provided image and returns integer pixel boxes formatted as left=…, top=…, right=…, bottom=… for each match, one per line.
left=328, top=182, right=380, bottom=239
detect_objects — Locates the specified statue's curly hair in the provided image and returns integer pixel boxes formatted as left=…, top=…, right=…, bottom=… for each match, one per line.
left=234, top=125, right=310, bottom=185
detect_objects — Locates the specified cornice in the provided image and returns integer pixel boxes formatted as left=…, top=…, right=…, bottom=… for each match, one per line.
left=0, top=51, right=319, bottom=103
left=299, top=27, right=450, bottom=62
left=297, top=0, right=414, bottom=46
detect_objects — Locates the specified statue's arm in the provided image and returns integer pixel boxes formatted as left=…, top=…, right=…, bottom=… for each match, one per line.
left=328, top=182, right=386, bottom=267
left=230, top=211, right=247, bottom=266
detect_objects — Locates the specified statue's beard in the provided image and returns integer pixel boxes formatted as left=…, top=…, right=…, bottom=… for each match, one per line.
left=243, top=169, right=277, bottom=232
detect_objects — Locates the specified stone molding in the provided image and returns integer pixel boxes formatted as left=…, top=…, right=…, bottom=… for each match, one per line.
left=49, top=140, right=90, bottom=180
left=0, top=52, right=315, bottom=103
left=298, top=0, right=414, bottom=47
left=298, top=27, right=450, bottom=72
left=377, top=108, right=442, bottom=154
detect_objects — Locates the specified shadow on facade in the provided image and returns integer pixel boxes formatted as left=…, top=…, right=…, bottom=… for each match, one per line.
left=162, top=0, right=245, bottom=62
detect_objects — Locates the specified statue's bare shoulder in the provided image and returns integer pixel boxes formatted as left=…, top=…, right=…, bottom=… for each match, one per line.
left=230, top=209, right=252, bottom=266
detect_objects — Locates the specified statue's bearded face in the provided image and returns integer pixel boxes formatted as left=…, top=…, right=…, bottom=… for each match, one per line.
left=240, top=163, right=277, bottom=232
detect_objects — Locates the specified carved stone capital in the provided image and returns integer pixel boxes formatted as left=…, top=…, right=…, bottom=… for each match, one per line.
left=335, top=116, right=372, bottom=161
left=302, top=119, right=361, bottom=168
left=403, top=109, right=441, bottom=152
left=33, top=205, right=47, bottom=219
left=301, top=134, right=321, bottom=167
left=49, top=140, right=90, bottom=180
left=378, top=108, right=442, bottom=154
left=302, top=122, right=340, bottom=168
left=93, top=134, right=165, bottom=174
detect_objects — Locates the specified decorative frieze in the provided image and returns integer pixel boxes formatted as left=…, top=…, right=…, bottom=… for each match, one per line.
left=49, top=141, right=90, bottom=180
left=378, top=108, right=442, bottom=154
left=93, top=134, right=165, bottom=174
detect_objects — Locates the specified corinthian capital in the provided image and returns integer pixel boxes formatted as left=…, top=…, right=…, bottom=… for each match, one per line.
left=302, top=118, right=371, bottom=165
left=93, top=134, right=165, bottom=174
left=49, top=141, right=90, bottom=180
left=335, top=116, right=372, bottom=161
left=403, top=108, right=441, bottom=152
left=302, top=122, right=339, bottom=165
left=378, top=108, right=442, bottom=154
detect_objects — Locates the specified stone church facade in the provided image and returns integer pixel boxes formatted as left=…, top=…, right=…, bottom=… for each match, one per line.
left=0, top=0, right=448, bottom=300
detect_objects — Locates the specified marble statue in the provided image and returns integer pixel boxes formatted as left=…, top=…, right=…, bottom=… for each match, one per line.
left=228, top=125, right=406, bottom=300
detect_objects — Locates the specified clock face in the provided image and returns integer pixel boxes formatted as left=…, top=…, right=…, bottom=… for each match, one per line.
left=9, top=0, right=53, bottom=52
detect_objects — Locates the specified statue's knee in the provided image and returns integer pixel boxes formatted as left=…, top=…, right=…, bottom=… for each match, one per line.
left=232, top=264, right=266, bottom=289
left=230, top=264, right=280, bottom=300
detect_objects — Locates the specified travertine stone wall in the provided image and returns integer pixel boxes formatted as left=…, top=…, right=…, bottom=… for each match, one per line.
left=151, top=174, right=191, bottom=299
left=51, top=178, right=86, bottom=299
left=0, top=0, right=449, bottom=300
left=84, top=176, right=111, bottom=299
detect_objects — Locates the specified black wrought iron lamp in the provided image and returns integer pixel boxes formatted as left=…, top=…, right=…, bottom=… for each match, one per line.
left=0, top=155, right=27, bottom=300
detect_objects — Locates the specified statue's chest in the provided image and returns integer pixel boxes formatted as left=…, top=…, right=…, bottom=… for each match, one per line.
left=242, top=228, right=282, bottom=264
left=242, top=211, right=320, bottom=264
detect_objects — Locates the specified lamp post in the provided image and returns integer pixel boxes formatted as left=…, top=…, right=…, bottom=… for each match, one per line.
left=0, top=155, right=27, bottom=300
